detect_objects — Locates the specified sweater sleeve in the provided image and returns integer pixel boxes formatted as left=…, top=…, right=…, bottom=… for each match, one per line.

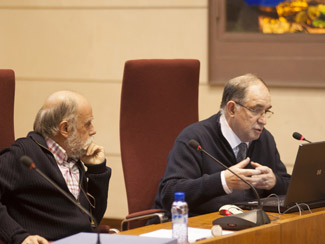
left=84, top=160, right=111, bottom=224
left=0, top=148, right=30, bottom=244
left=157, top=140, right=226, bottom=215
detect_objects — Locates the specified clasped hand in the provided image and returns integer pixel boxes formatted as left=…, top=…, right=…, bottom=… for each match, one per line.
left=225, top=157, right=276, bottom=191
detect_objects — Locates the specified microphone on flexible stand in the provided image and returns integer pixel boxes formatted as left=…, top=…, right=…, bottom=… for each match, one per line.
left=188, top=139, right=270, bottom=230
left=292, top=132, right=312, bottom=143
left=20, top=155, right=101, bottom=244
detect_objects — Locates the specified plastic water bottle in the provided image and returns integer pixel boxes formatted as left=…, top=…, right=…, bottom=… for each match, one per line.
left=171, top=192, right=188, bottom=244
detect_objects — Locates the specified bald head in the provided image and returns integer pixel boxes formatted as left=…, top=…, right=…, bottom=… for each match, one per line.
left=43, top=91, right=87, bottom=109
left=33, top=91, right=89, bottom=138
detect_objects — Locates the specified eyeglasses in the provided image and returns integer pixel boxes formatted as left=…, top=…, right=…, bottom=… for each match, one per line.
left=234, top=101, right=274, bottom=119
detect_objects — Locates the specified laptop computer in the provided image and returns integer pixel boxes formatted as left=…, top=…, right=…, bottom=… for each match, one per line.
left=237, top=141, right=325, bottom=213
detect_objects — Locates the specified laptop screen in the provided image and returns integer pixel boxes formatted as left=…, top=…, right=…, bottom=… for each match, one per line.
left=236, top=141, right=325, bottom=212
left=284, top=141, right=325, bottom=206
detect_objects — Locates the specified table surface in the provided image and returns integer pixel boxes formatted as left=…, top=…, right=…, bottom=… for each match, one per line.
left=119, top=207, right=325, bottom=244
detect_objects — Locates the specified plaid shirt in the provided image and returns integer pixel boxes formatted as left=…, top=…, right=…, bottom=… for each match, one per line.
left=46, top=137, right=80, bottom=199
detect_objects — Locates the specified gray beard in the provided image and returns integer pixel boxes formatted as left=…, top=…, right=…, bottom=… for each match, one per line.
left=65, top=132, right=94, bottom=159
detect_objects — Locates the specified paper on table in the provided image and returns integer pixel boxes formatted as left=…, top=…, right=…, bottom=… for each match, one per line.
left=52, top=232, right=177, bottom=244
left=140, top=227, right=233, bottom=243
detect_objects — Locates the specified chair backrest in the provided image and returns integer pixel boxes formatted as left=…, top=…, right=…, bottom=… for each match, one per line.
left=120, top=59, right=200, bottom=220
left=0, top=69, right=15, bottom=150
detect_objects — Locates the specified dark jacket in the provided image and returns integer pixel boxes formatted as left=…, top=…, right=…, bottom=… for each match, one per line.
left=153, top=113, right=291, bottom=218
left=0, top=132, right=111, bottom=244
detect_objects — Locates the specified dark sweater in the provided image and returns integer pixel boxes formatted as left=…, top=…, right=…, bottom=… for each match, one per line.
left=153, top=113, right=290, bottom=218
left=0, top=132, right=111, bottom=244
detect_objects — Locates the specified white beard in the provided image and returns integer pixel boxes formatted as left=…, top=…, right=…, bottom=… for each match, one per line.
left=65, top=130, right=94, bottom=159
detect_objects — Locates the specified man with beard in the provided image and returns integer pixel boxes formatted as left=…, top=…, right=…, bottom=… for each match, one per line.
left=152, top=73, right=290, bottom=219
left=0, top=91, right=111, bottom=244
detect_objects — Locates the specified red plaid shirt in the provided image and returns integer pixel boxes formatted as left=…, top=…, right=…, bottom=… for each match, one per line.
left=46, top=137, right=80, bottom=199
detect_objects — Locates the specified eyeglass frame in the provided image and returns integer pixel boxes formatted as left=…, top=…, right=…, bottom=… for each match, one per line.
left=234, top=101, right=274, bottom=118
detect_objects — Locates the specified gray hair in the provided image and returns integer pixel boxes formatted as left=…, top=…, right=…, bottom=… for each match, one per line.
left=33, top=98, right=78, bottom=137
left=220, top=73, right=268, bottom=109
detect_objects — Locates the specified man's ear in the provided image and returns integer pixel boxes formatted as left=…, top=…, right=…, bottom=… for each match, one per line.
left=226, top=101, right=236, bottom=117
left=58, top=121, right=69, bottom=138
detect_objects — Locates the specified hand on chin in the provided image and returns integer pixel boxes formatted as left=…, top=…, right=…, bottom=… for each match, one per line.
left=80, top=142, right=105, bottom=165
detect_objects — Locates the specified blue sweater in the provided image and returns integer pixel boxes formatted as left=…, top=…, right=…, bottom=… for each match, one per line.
left=153, top=113, right=290, bottom=218
left=0, top=132, right=111, bottom=244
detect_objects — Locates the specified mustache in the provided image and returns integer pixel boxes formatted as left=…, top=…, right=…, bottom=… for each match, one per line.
left=82, top=136, right=94, bottom=151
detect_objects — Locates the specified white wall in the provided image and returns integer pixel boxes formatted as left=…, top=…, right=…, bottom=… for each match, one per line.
left=0, top=0, right=324, bottom=219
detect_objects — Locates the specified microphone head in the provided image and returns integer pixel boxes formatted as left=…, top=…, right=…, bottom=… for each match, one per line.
left=188, top=139, right=201, bottom=151
left=292, top=132, right=303, bottom=141
left=20, top=155, right=35, bottom=169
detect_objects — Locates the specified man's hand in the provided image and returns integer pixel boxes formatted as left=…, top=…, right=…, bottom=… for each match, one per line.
left=22, top=235, right=48, bottom=244
left=250, top=161, right=276, bottom=190
left=224, top=157, right=261, bottom=190
left=81, top=142, right=105, bottom=165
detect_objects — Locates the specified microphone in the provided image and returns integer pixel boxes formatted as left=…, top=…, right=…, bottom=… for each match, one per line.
left=20, top=155, right=101, bottom=244
left=292, top=132, right=312, bottom=143
left=188, top=139, right=270, bottom=230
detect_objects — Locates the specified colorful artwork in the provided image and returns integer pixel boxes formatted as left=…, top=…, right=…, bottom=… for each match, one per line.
left=227, top=0, right=325, bottom=34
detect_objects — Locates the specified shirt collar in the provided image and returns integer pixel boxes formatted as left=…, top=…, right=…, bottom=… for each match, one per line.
left=220, top=111, right=248, bottom=150
left=45, top=137, right=69, bottom=165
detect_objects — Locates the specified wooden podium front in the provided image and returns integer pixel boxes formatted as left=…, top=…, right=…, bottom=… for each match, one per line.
left=120, top=207, right=325, bottom=244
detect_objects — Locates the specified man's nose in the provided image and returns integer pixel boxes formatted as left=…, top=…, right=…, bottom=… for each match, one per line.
left=257, top=114, right=267, bottom=125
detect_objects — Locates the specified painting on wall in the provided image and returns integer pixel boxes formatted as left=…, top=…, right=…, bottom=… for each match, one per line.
left=226, top=0, right=325, bottom=34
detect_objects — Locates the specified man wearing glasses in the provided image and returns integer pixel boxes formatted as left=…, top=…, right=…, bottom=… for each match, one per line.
left=152, top=73, right=291, bottom=218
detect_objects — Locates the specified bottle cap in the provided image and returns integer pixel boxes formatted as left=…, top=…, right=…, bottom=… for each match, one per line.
left=174, top=192, right=185, bottom=201
left=211, top=225, right=222, bottom=236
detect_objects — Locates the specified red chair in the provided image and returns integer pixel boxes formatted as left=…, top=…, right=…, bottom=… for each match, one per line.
left=0, top=69, right=15, bottom=150
left=120, top=59, right=200, bottom=230
left=0, top=69, right=15, bottom=244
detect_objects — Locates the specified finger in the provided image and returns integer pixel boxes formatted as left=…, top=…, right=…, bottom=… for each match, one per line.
left=36, top=236, right=49, bottom=244
left=250, top=174, right=268, bottom=180
left=81, top=144, right=105, bottom=165
left=250, top=175, right=275, bottom=189
left=85, top=142, right=96, bottom=156
left=39, top=237, right=49, bottom=244
left=247, top=177, right=266, bottom=189
left=242, top=169, right=261, bottom=176
left=250, top=161, right=261, bottom=167
left=91, top=146, right=104, bottom=158
left=251, top=162, right=271, bottom=173
left=87, top=143, right=103, bottom=157
left=235, top=157, right=251, bottom=168
left=246, top=176, right=262, bottom=185
left=256, top=166, right=271, bottom=174
left=250, top=162, right=267, bottom=171
left=23, top=235, right=49, bottom=244
left=227, top=176, right=251, bottom=190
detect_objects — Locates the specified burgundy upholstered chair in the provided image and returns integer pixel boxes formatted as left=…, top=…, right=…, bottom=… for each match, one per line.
left=0, top=69, right=15, bottom=244
left=120, top=59, right=200, bottom=230
left=0, top=69, right=15, bottom=150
